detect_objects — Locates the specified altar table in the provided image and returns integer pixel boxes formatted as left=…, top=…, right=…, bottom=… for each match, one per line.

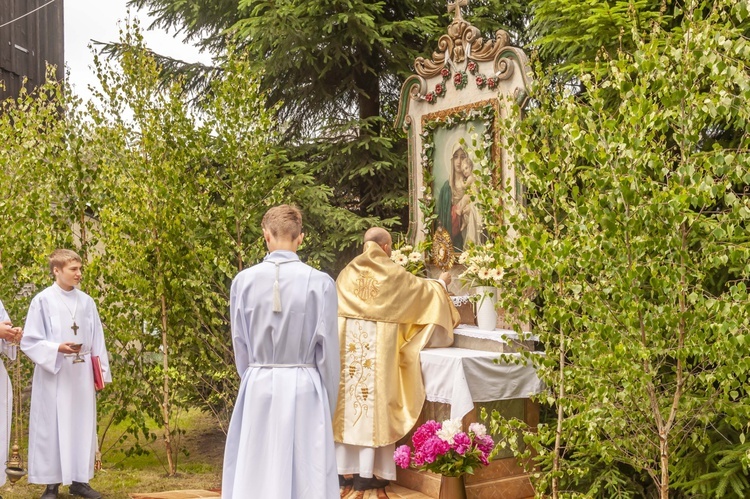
left=419, top=347, right=544, bottom=420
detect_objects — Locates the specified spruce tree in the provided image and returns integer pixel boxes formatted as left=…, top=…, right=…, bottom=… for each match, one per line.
left=120, top=0, right=530, bottom=230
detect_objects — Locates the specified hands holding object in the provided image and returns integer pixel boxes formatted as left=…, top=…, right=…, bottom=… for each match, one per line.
left=439, top=272, right=453, bottom=286
left=58, top=342, right=82, bottom=354
left=0, top=320, right=22, bottom=343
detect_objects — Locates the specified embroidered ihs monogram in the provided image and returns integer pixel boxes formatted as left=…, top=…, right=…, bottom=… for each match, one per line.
left=353, top=270, right=380, bottom=302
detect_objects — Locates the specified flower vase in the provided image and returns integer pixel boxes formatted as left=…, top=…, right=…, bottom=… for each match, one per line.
left=439, top=475, right=467, bottom=499
left=475, top=286, right=497, bottom=331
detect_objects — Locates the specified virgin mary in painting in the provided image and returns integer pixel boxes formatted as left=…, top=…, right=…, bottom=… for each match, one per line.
left=436, top=142, right=483, bottom=251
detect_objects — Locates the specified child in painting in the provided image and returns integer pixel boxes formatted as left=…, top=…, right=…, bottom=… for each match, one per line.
left=457, top=156, right=483, bottom=245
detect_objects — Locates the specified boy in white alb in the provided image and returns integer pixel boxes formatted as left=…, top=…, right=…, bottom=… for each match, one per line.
left=21, top=249, right=111, bottom=499
left=222, top=205, right=340, bottom=499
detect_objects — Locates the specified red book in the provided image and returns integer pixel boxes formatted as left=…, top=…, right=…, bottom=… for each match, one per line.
left=92, top=355, right=105, bottom=391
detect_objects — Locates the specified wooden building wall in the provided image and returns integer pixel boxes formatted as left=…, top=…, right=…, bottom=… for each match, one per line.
left=0, top=0, right=64, bottom=101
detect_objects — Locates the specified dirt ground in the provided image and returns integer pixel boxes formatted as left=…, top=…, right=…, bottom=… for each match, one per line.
left=0, top=411, right=226, bottom=499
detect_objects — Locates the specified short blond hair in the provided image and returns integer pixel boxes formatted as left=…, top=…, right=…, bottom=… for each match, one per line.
left=261, top=205, right=303, bottom=241
left=49, top=249, right=82, bottom=275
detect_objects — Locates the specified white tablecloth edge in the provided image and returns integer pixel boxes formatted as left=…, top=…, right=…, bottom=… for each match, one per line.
left=455, top=325, right=540, bottom=342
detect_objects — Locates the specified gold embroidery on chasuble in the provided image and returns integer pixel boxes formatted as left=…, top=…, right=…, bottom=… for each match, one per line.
left=353, top=270, right=380, bottom=302
left=333, top=241, right=461, bottom=446
left=340, top=319, right=377, bottom=444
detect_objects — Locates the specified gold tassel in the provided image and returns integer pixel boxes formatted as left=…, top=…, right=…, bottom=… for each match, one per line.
left=273, top=262, right=282, bottom=312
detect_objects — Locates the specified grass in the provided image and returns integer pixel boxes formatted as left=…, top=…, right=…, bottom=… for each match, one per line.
left=0, top=409, right=224, bottom=499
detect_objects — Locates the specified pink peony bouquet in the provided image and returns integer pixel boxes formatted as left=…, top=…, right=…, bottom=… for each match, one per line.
left=394, top=419, right=494, bottom=477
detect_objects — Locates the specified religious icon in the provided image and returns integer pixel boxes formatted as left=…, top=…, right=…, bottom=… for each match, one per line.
left=432, top=122, right=487, bottom=253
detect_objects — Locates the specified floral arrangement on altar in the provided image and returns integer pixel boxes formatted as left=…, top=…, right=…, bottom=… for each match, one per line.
left=458, top=242, right=504, bottom=288
left=394, top=419, right=494, bottom=477
left=390, top=241, right=427, bottom=276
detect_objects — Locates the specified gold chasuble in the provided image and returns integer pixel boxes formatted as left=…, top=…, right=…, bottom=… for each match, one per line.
left=334, top=241, right=460, bottom=448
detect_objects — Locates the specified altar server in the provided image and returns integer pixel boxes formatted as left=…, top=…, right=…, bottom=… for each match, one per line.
left=222, top=205, right=340, bottom=499
left=21, top=249, right=111, bottom=499
left=0, top=297, right=21, bottom=489
left=334, top=227, right=460, bottom=494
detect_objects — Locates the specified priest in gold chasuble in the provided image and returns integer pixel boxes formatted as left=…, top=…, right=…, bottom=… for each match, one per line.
left=334, top=228, right=459, bottom=492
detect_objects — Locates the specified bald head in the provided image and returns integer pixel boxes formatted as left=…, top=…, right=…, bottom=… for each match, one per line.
left=364, top=227, right=392, bottom=256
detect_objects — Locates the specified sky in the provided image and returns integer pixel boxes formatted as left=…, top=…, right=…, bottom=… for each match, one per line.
left=64, top=0, right=212, bottom=102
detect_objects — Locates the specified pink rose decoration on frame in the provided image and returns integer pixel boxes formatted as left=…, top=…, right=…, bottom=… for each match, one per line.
left=453, top=71, right=468, bottom=90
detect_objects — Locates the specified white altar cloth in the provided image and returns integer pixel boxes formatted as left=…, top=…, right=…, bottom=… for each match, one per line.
left=420, top=347, right=544, bottom=419
left=454, top=324, right=539, bottom=343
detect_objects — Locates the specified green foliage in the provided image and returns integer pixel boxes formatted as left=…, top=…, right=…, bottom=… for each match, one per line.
left=531, top=0, right=679, bottom=78
left=469, top=0, right=750, bottom=496
left=87, top=21, right=377, bottom=472
left=116, top=0, right=532, bottom=232
left=672, top=422, right=750, bottom=498
left=0, top=69, right=78, bottom=314
left=0, top=69, right=95, bottom=408
left=0, top=18, right=376, bottom=469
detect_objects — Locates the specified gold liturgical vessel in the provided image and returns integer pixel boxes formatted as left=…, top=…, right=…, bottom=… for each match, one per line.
left=5, top=337, right=26, bottom=485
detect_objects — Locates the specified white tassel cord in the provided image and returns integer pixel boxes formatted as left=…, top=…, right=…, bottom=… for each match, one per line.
left=273, top=262, right=282, bottom=312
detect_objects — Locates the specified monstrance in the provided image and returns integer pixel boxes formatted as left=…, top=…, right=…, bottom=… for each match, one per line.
left=431, top=226, right=455, bottom=270
left=5, top=338, right=26, bottom=485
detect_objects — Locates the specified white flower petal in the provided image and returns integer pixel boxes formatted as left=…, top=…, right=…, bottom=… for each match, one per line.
left=469, top=422, right=487, bottom=436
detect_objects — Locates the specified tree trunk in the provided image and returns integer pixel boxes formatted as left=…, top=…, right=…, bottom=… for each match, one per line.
left=358, top=74, right=380, bottom=124
left=153, top=223, right=176, bottom=475
left=659, top=433, right=669, bottom=499
left=160, top=291, right=176, bottom=476
left=79, top=209, right=87, bottom=260
left=355, top=48, right=381, bottom=214
left=551, top=322, right=564, bottom=499
left=235, top=217, right=243, bottom=271
left=551, top=276, right=566, bottom=499
left=654, top=223, right=688, bottom=499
